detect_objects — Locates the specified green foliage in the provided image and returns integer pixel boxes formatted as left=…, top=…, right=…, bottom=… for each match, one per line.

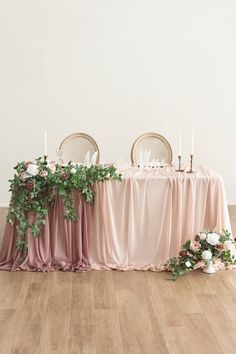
left=7, top=158, right=122, bottom=252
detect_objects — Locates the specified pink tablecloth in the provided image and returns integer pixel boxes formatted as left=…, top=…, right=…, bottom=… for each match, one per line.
left=90, top=166, right=232, bottom=271
left=0, top=192, right=91, bottom=271
left=0, top=166, right=232, bottom=272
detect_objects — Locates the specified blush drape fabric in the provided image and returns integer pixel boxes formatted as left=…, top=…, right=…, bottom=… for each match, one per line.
left=0, top=192, right=91, bottom=271
left=0, top=166, right=232, bottom=272
left=90, top=166, right=232, bottom=270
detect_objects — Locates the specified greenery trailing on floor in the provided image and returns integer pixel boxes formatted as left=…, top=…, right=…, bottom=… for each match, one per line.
left=7, top=157, right=122, bottom=252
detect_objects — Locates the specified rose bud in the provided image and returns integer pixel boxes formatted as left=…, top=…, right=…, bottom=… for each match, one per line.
left=26, top=180, right=34, bottom=190
left=179, top=250, right=186, bottom=257
left=216, top=243, right=224, bottom=250
left=25, top=161, right=33, bottom=167
left=195, top=234, right=201, bottom=242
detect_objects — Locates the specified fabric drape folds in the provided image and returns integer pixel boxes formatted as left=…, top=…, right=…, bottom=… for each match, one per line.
left=90, top=166, right=231, bottom=270
left=0, top=166, right=231, bottom=272
left=0, top=192, right=91, bottom=271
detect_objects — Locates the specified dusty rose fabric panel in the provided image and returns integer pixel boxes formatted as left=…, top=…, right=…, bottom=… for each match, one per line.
left=0, top=222, right=21, bottom=270
left=90, top=166, right=232, bottom=270
left=0, top=192, right=91, bottom=271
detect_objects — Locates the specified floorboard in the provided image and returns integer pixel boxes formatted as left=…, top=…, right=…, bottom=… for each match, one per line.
left=0, top=206, right=235, bottom=353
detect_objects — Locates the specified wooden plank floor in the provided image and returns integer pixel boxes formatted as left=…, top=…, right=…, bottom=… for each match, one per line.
left=0, top=206, right=235, bottom=354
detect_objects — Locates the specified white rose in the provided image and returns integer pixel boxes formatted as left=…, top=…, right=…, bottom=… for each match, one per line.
left=71, top=168, right=77, bottom=174
left=185, top=261, right=191, bottom=268
left=199, top=232, right=207, bottom=240
left=206, top=232, right=220, bottom=246
left=26, top=164, right=39, bottom=176
left=202, top=250, right=212, bottom=261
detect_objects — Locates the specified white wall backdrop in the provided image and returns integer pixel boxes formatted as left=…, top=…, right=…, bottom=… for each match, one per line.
left=0, top=0, right=236, bottom=205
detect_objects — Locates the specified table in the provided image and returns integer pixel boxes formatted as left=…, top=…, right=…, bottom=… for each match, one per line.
left=90, top=165, right=232, bottom=270
left=0, top=166, right=232, bottom=271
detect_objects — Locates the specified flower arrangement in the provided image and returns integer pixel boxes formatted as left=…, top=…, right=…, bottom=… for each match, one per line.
left=164, top=230, right=236, bottom=280
left=7, top=157, right=122, bottom=252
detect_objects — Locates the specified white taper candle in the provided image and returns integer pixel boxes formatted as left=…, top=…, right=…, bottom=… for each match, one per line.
left=44, top=130, right=47, bottom=156
left=191, top=130, right=195, bottom=155
left=179, top=132, right=182, bottom=156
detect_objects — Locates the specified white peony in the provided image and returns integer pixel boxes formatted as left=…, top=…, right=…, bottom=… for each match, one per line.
left=185, top=261, right=191, bottom=268
left=202, top=250, right=212, bottom=261
left=206, top=232, right=220, bottom=246
left=71, top=167, right=77, bottom=174
left=26, top=164, right=39, bottom=176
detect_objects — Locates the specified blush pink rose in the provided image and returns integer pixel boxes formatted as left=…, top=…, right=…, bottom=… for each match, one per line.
left=190, top=241, right=201, bottom=252
left=216, top=243, right=224, bottom=250
left=20, top=172, right=30, bottom=181
left=39, top=170, right=48, bottom=177
left=194, top=261, right=204, bottom=270
left=47, top=162, right=56, bottom=173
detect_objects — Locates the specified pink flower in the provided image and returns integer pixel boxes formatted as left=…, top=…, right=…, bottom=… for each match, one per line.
left=20, top=172, right=30, bottom=181
left=179, top=250, right=187, bottom=257
left=194, top=261, right=204, bottom=270
left=190, top=241, right=201, bottom=252
left=39, top=170, right=48, bottom=177
left=213, top=259, right=226, bottom=270
left=216, top=243, right=224, bottom=250
left=224, top=240, right=233, bottom=250
left=26, top=180, right=34, bottom=190
left=195, top=234, right=201, bottom=242
left=47, top=162, right=56, bottom=173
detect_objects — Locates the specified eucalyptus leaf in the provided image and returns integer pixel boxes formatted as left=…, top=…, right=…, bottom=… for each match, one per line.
left=7, top=159, right=122, bottom=252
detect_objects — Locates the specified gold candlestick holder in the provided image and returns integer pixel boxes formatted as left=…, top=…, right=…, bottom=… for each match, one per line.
left=187, top=154, right=194, bottom=173
left=176, top=155, right=184, bottom=172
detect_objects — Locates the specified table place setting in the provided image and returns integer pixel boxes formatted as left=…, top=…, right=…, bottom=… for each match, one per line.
left=135, top=148, right=167, bottom=169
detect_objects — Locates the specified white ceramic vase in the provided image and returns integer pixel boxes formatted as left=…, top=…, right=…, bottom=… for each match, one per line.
left=203, top=260, right=216, bottom=274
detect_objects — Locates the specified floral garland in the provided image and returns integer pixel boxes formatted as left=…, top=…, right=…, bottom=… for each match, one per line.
left=7, top=157, right=122, bottom=252
left=164, top=230, right=236, bottom=280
